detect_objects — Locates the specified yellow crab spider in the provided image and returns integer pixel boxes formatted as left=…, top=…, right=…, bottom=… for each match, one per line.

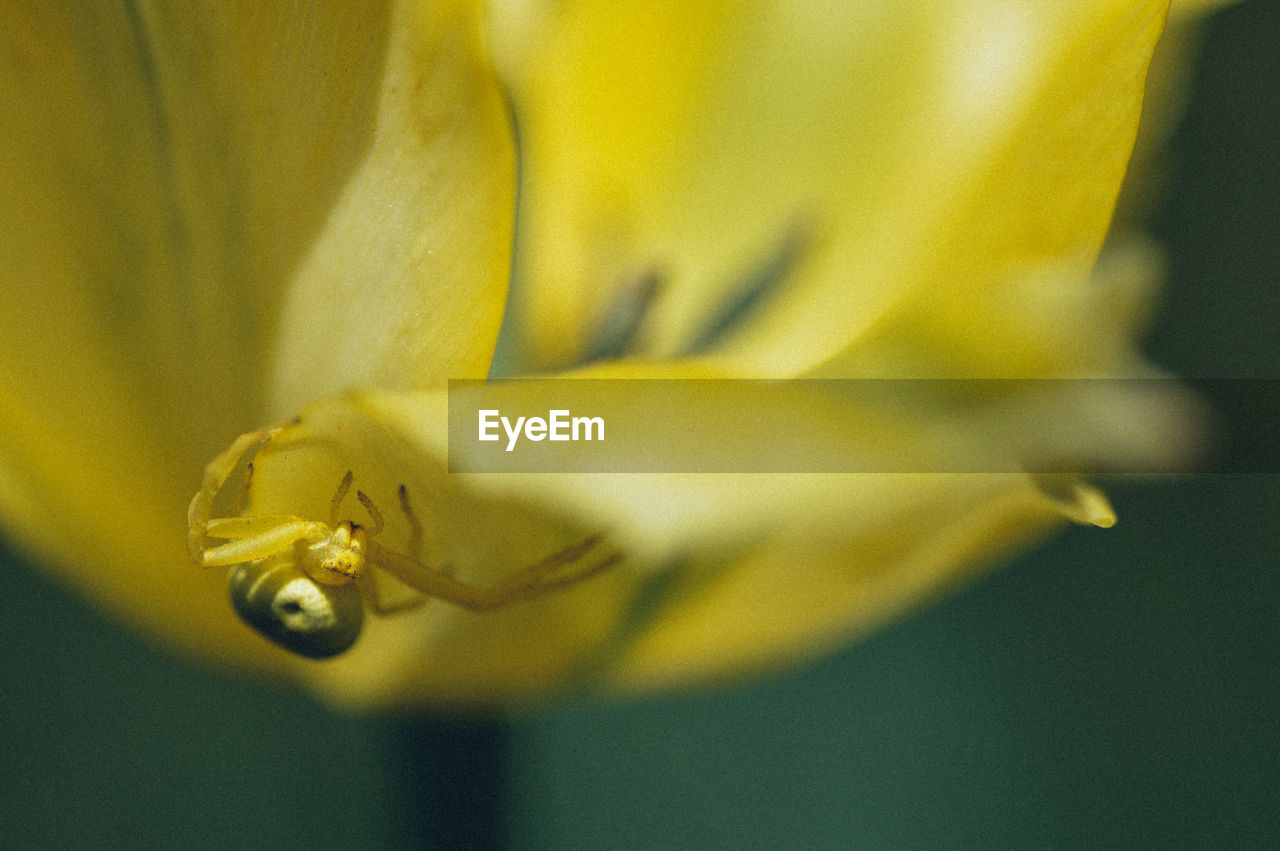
left=187, top=426, right=621, bottom=659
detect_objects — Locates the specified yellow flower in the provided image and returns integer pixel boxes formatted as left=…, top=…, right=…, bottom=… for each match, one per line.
left=0, top=0, right=1200, bottom=709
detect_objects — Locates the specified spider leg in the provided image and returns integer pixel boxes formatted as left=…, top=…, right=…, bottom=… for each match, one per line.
left=205, top=514, right=318, bottom=539
left=200, top=519, right=330, bottom=568
left=518, top=548, right=624, bottom=594
left=472, top=534, right=614, bottom=607
left=187, top=425, right=284, bottom=564
left=329, top=471, right=354, bottom=527
left=367, top=534, right=617, bottom=611
left=356, top=490, right=384, bottom=536
left=398, top=485, right=423, bottom=557
left=229, top=462, right=253, bottom=517
left=365, top=540, right=500, bottom=609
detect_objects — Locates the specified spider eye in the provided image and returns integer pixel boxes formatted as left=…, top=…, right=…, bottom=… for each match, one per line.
left=228, top=561, right=363, bottom=659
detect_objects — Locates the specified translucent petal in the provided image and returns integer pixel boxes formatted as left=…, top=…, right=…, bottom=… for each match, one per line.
left=491, top=0, right=1169, bottom=377
left=268, top=0, right=515, bottom=414
left=0, top=1, right=514, bottom=667
left=603, top=475, right=1065, bottom=691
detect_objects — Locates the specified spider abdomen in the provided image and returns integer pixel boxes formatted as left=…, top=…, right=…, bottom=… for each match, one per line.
left=228, top=559, right=364, bottom=659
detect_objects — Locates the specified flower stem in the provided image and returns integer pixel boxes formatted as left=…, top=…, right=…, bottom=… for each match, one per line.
left=387, top=715, right=510, bottom=848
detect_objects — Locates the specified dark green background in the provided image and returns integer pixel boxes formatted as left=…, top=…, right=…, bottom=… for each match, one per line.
left=2, top=3, right=1276, bottom=847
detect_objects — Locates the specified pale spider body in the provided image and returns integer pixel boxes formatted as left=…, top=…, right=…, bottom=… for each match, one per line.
left=188, top=426, right=619, bottom=659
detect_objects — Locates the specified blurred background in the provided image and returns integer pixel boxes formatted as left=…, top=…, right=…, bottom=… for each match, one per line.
left=2, top=2, right=1276, bottom=847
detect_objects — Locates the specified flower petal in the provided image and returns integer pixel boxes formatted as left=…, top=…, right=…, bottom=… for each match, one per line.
left=491, top=0, right=1169, bottom=377
left=604, top=475, right=1065, bottom=691
left=211, top=362, right=1192, bottom=704
left=269, top=0, right=515, bottom=414
left=0, top=1, right=513, bottom=668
